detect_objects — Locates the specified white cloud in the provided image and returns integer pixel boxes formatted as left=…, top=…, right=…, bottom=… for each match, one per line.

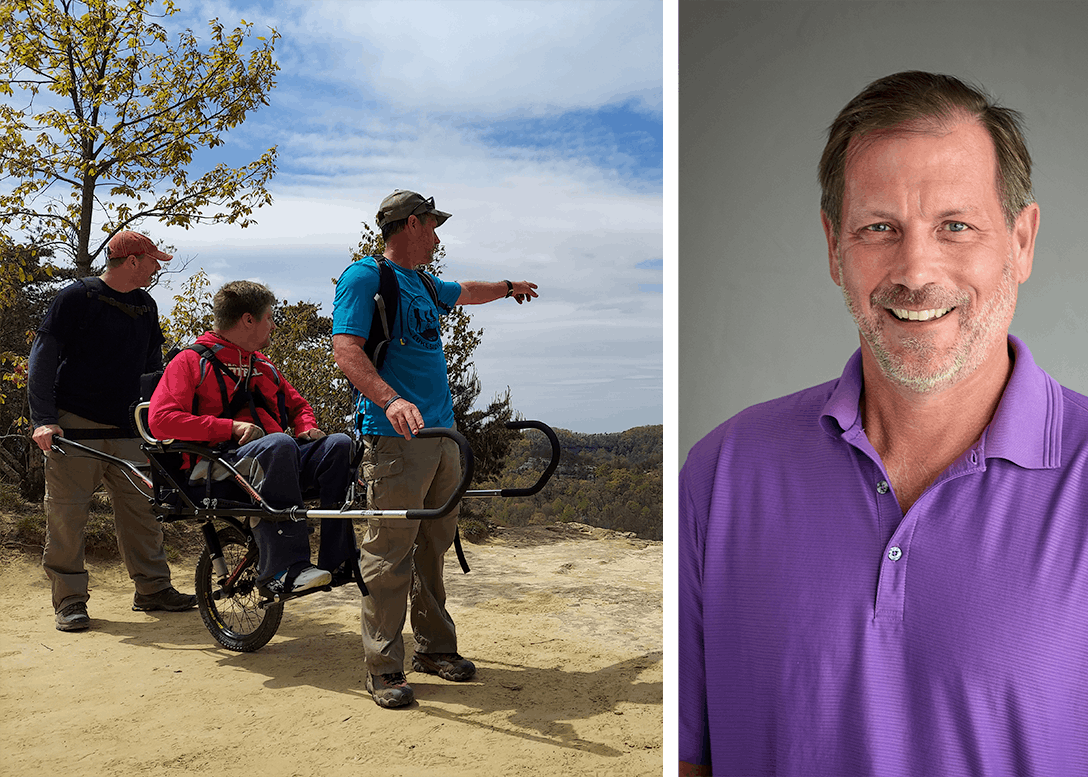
left=182, top=0, right=661, bottom=117
left=295, top=0, right=660, bottom=114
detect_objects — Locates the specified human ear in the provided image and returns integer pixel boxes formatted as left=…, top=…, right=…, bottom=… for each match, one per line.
left=1011, top=202, right=1039, bottom=284
left=821, top=211, right=842, bottom=286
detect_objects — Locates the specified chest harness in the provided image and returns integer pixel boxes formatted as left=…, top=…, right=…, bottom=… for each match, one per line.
left=188, top=343, right=290, bottom=432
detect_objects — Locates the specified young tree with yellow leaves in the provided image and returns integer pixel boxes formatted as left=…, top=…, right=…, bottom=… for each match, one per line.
left=0, top=0, right=279, bottom=274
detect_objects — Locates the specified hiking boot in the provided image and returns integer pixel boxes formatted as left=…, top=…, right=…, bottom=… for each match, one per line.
left=412, top=652, right=476, bottom=682
left=132, top=586, right=197, bottom=612
left=56, top=602, right=90, bottom=632
left=366, top=671, right=415, bottom=708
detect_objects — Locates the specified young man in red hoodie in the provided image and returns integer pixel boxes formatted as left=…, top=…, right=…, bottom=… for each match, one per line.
left=150, top=281, right=355, bottom=594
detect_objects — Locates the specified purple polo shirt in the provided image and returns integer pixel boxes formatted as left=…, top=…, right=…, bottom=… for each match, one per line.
left=679, top=336, right=1088, bottom=776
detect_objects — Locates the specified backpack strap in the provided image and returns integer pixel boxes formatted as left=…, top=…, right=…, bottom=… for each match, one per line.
left=78, top=277, right=153, bottom=319
left=417, top=269, right=451, bottom=314
left=364, top=257, right=400, bottom=370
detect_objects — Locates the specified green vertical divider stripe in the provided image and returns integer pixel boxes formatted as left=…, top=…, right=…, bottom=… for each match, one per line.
left=657, top=1, right=674, bottom=774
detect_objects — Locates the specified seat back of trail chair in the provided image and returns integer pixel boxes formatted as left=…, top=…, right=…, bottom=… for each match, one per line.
left=132, top=401, right=256, bottom=512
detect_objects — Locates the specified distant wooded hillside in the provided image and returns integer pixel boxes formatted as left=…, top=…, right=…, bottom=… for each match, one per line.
left=475, top=425, right=663, bottom=541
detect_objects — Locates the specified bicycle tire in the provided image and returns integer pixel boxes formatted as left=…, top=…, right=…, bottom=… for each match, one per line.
left=195, top=523, right=283, bottom=652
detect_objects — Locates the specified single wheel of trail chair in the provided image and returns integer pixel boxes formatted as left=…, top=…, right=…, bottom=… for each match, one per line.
left=195, top=522, right=283, bottom=652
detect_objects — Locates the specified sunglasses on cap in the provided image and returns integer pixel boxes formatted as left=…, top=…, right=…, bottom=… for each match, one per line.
left=412, top=196, right=436, bottom=215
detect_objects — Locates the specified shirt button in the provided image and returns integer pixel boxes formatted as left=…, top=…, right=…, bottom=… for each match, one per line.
left=888, top=546, right=903, bottom=561
left=876, top=480, right=890, bottom=495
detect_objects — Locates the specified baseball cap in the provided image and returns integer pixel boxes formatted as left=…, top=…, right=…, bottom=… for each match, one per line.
left=376, top=190, right=451, bottom=229
left=107, top=231, right=173, bottom=263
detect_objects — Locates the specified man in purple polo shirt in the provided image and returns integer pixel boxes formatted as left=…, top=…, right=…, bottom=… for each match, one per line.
left=679, top=71, right=1088, bottom=776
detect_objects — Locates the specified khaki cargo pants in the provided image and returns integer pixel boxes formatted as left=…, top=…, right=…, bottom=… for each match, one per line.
left=43, top=410, right=173, bottom=611
left=358, top=433, right=461, bottom=676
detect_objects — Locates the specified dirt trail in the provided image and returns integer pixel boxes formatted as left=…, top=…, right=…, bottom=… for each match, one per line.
left=0, top=523, right=662, bottom=777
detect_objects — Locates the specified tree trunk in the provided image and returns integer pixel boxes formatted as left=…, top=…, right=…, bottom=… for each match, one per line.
left=75, top=173, right=96, bottom=276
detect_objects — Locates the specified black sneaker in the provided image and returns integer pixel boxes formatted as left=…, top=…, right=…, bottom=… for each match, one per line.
left=56, top=602, right=90, bottom=631
left=412, top=652, right=476, bottom=682
left=132, top=586, right=197, bottom=612
left=329, top=561, right=356, bottom=586
left=366, top=671, right=415, bottom=708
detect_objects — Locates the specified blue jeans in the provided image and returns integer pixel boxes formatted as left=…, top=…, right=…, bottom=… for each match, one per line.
left=228, top=432, right=356, bottom=582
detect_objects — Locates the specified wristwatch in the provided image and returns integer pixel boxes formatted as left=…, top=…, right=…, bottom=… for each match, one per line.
left=503, top=280, right=514, bottom=298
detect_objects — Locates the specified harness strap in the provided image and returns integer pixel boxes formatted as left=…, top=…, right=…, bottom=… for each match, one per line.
left=188, top=344, right=290, bottom=431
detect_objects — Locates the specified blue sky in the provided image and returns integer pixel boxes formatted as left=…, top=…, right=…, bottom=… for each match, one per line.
left=141, top=0, right=664, bottom=434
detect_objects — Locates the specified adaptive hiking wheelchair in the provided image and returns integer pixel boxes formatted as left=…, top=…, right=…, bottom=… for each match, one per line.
left=51, top=402, right=560, bottom=653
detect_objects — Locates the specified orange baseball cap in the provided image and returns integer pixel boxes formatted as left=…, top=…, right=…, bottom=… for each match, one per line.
left=107, top=231, right=173, bottom=262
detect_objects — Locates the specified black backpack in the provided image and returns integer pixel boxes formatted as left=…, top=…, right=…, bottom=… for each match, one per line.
left=362, top=256, right=451, bottom=369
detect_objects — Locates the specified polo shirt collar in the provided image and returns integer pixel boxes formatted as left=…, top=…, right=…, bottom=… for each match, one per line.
left=986, top=335, right=1063, bottom=469
left=820, top=335, right=1062, bottom=470
left=819, top=349, right=864, bottom=437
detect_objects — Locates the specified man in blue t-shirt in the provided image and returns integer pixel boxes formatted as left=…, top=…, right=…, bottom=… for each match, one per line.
left=29, top=230, right=197, bottom=632
left=332, top=190, right=538, bottom=708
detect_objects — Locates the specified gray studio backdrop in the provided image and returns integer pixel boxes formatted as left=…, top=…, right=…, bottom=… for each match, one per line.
left=679, top=1, right=1088, bottom=467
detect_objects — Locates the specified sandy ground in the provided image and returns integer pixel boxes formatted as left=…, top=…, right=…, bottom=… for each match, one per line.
left=0, top=523, right=662, bottom=777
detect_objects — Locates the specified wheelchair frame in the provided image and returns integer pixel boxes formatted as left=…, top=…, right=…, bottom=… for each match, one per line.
left=51, top=402, right=560, bottom=652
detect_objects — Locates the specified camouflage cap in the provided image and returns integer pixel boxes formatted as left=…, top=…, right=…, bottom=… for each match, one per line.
left=376, top=190, right=451, bottom=229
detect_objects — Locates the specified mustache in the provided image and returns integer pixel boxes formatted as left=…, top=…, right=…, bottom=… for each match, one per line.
left=871, top=284, right=969, bottom=310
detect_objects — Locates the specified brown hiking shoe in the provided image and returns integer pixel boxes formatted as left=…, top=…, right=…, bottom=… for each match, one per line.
left=412, top=652, right=476, bottom=682
left=133, top=586, right=197, bottom=612
left=366, top=672, right=415, bottom=708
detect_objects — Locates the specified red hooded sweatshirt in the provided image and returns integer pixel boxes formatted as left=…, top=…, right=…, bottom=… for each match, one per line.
left=149, top=331, right=318, bottom=450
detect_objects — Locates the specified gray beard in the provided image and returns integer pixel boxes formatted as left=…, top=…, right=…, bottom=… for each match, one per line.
left=837, top=256, right=1018, bottom=395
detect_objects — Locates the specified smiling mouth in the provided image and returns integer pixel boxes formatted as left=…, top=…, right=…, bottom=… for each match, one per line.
left=888, top=307, right=954, bottom=322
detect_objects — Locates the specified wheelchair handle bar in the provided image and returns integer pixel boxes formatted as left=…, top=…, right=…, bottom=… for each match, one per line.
left=463, top=419, right=561, bottom=499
